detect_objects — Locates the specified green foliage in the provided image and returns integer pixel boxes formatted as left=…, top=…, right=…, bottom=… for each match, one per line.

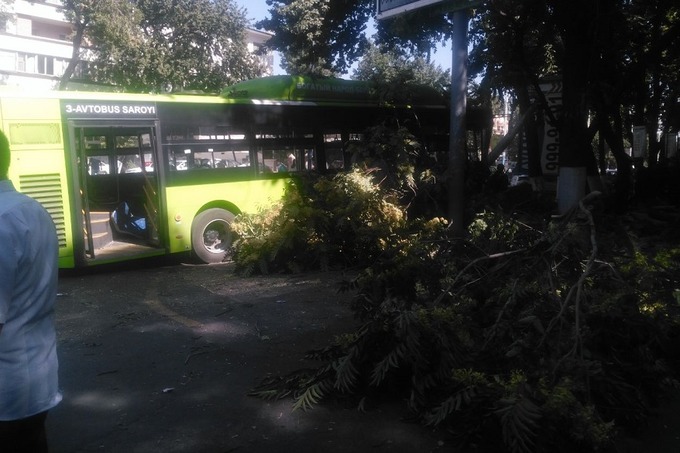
left=352, top=43, right=450, bottom=96
left=468, top=210, right=523, bottom=250
left=258, top=0, right=373, bottom=76
left=0, top=0, right=12, bottom=23
left=347, top=123, right=422, bottom=197
left=249, top=196, right=680, bottom=452
left=230, top=170, right=406, bottom=275
left=62, top=0, right=262, bottom=92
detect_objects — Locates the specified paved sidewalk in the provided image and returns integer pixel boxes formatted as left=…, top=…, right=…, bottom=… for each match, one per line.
left=47, top=263, right=445, bottom=453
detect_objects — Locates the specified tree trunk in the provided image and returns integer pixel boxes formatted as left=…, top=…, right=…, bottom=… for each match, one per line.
left=59, top=21, right=87, bottom=90
left=599, top=108, right=633, bottom=211
left=551, top=0, right=595, bottom=214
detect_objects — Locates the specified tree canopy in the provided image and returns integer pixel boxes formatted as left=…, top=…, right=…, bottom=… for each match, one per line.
left=352, top=42, right=450, bottom=94
left=258, top=0, right=680, bottom=212
left=58, top=0, right=680, bottom=210
left=60, top=0, right=264, bottom=93
left=258, top=0, right=374, bottom=76
left=0, top=0, right=11, bottom=22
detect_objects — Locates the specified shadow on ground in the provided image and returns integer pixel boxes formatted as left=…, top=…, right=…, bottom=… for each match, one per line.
left=48, top=261, right=680, bottom=452
left=48, top=262, right=445, bottom=453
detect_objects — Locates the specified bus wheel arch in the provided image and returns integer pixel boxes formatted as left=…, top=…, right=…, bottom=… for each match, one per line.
left=191, top=206, right=238, bottom=264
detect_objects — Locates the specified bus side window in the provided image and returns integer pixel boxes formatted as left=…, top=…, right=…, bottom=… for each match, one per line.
left=323, top=132, right=362, bottom=171
left=255, top=148, right=273, bottom=174
left=285, top=149, right=315, bottom=171
left=323, top=133, right=345, bottom=170
left=216, top=148, right=250, bottom=168
left=167, top=145, right=251, bottom=172
left=303, top=149, right=315, bottom=170
left=255, top=148, right=315, bottom=174
left=272, top=150, right=297, bottom=173
left=167, top=148, right=188, bottom=171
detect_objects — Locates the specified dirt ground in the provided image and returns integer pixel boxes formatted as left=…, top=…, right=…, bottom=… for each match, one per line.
left=47, top=259, right=446, bottom=453
left=47, top=258, right=679, bottom=453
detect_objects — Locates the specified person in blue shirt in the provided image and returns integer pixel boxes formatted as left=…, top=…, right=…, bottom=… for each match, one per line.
left=0, top=129, right=61, bottom=452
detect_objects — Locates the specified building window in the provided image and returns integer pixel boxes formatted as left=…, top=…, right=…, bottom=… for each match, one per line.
left=37, top=55, right=54, bottom=74
left=0, top=51, right=14, bottom=71
left=16, top=52, right=69, bottom=76
left=17, top=53, right=33, bottom=72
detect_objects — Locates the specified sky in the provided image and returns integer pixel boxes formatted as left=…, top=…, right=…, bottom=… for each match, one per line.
left=233, top=0, right=453, bottom=77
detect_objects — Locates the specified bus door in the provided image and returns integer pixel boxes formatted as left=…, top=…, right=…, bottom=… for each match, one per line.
left=72, top=123, right=164, bottom=263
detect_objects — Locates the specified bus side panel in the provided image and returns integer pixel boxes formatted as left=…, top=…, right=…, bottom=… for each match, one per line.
left=1, top=96, right=76, bottom=268
left=164, top=177, right=288, bottom=254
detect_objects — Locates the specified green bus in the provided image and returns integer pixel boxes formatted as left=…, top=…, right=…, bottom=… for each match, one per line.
left=0, top=75, right=448, bottom=268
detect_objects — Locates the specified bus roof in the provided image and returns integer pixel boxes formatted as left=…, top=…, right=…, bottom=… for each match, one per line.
left=0, top=75, right=447, bottom=108
left=0, top=86, right=237, bottom=105
left=222, top=75, right=447, bottom=107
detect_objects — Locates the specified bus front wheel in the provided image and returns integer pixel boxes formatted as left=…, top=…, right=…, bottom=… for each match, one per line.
left=191, top=208, right=236, bottom=264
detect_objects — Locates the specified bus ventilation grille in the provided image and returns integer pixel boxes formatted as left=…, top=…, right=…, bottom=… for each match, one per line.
left=19, top=174, right=68, bottom=249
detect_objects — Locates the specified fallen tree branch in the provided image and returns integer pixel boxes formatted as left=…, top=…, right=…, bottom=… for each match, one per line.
left=540, top=193, right=600, bottom=376
left=433, top=248, right=527, bottom=306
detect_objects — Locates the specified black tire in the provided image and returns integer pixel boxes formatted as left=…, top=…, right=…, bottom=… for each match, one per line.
left=191, top=208, right=236, bottom=264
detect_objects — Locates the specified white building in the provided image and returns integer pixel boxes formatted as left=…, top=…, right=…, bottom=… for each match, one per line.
left=0, top=0, right=274, bottom=90
left=248, top=28, right=275, bottom=76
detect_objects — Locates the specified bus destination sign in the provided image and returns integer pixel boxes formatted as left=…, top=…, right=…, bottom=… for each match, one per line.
left=376, top=0, right=483, bottom=20
left=62, top=100, right=158, bottom=119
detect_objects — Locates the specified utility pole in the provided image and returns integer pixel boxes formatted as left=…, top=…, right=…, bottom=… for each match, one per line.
left=376, top=1, right=482, bottom=234
left=448, top=8, right=468, bottom=236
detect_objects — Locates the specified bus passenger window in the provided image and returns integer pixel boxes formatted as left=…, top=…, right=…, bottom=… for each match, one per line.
left=255, top=149, right=273, bottom=174
left=303, top=149, right=315, bottom=170
left=273, top=151, right=295, bottom=173
left=167, top=145, right=251, bottom=172
left=193, top=151, right=214, bottom=169
left=257, top=149, right=310, bottom=174
left=286, top=149, right=314, bottom=171
left=286, top=153, right=296, bottom=171
left=323, top=132, right=361, bottom=171
left=324, top=134, right=345, bottom=170
left=215, top=148, right=250, bottom=168
left=167, top=148, right=189, bottom=171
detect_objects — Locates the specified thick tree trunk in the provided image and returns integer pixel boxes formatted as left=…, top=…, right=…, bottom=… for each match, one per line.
left=551, top=0, right=595, bottom=214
